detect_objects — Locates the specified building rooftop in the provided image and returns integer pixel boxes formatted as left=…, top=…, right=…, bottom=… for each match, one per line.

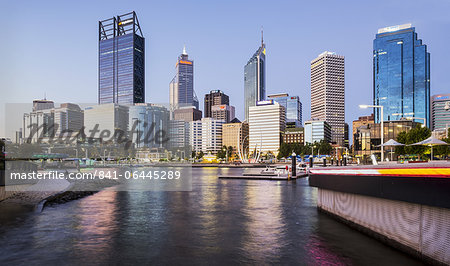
left=377, top=23, right=412, bottom=34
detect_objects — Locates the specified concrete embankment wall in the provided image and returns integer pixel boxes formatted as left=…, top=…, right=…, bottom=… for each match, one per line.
left=318, top=189, right=450, bottom=265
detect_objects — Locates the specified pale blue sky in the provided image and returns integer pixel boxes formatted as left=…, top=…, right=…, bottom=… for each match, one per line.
left=1, top=0, right=450, bottom=138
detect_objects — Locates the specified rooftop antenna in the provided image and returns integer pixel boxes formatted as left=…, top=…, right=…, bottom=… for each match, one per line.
left=44, top=92, right=46, bottom=100
left=261, top=26, right=264, bottom=46
left=182, top=44, right=187, bottom=55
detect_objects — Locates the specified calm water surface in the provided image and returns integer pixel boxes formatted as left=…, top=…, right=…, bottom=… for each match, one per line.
left=0, top=168, right=422, bottom=265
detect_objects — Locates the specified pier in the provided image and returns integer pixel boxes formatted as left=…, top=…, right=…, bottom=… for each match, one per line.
left=309, top=162, right=450, bottom=265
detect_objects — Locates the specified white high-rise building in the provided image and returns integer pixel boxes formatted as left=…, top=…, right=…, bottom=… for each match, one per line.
left=189, top=120, right=202, bottom=153
left=248, top=100, right=285, bottom=156
left=201, top=118, right=224, bottom=154
left=310, top=51, right=345, bottom=145
left=431, top=94, right=450, bottom=131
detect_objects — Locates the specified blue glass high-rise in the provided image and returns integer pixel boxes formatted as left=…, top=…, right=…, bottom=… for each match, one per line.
left=373, top=24, right=430, bottom=127
left=99, top=12, right=145, bottom=105
left=268, top=93, right=302, bottom=127
left=244, top=33, right=265, bottom=121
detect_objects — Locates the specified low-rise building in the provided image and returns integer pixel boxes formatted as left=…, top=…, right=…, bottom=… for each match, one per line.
left=283, top=127, right=304, bottom=144
left=222, top=120, right=248, bottom=155
left=304, top=120, right=331, bottom=145
left=353, top=120, right=419, bottom=158
left=84, top=103, right=129, bottom=142
left=173, top=106, right=202, bottom=122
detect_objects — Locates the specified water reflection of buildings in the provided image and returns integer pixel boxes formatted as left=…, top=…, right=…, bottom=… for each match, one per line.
left=243, top=182, right=285, bottom=261
left=74, top=189, right=119, bottom=264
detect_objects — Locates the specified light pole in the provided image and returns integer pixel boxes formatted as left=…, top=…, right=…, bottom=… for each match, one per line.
left=360, top=104, right=384, bottom=162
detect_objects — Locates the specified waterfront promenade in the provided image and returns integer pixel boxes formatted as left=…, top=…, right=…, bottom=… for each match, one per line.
left=0, top=167, right=421, bottom=265
left=309, top=161, right=450, bottom=265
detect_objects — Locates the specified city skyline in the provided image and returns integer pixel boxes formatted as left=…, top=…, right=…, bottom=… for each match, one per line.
left=1, top=0, right=450, bottom=138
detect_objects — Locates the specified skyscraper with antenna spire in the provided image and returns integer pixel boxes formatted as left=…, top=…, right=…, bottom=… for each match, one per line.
left=170, top=45, right=199, bottom=110
left=244, top=30, right=266, bottom=121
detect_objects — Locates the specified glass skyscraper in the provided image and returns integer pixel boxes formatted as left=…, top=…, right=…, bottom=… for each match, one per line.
left=373, top=24, right=430, bottom=127
left=268, top=93, right=302, bottom=127
left=244, top=33, right=266, bottom=121
left=169, top=46, right=199, bottom=110
left=99, top=11, right=145, bottom=105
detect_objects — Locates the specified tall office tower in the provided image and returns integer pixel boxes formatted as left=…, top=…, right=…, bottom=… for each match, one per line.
left=248, top=100, right=285, bottom=156
left=244, top=31, right=266, bottom=121
left=268, top=93, right=303, bottom=127
left=374, top=24, right=430, bottom=127
left=204, top=90, right=229, bottom=118
left=310, top=51, right=345, bottom=145
left=99, top=11, right=145, bottom=105
left=431, top=94, right=450, bottom=131
left=169, top=46, right=199, bottom=110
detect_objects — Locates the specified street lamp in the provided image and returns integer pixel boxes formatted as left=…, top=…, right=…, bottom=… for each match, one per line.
left=359, top=104, right=384, bottom=162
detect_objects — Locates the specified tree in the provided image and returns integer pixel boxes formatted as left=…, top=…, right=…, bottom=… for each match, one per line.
left=316, top=140, right=332, bottom=155
left=196, top=151, right=204, bottom=160
left=303, top=143, right=314, bottom=155
left=396, top=125, right=431, bottom=159
left=216, top=146, right=227, bottom=160
left=277, top=143, right=292, bottom=159
left=434, top=131, right=450, bottom=158
left=227, top=146, right=233, bottom=160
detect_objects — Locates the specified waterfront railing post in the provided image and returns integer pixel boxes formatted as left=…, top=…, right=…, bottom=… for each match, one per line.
left=291, top=152, right=297, bottom=177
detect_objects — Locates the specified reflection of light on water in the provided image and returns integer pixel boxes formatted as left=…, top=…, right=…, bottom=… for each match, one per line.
left=196, top=168, right=221, bottom=249
left=306, top=235, right=351, bottom=265
left=242, top=182, right=285, bottom=262
left=73, top=190, right=119, bottom=263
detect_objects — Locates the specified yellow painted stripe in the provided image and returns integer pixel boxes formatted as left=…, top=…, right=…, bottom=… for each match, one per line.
left=377, top=168, right=450, bottom=176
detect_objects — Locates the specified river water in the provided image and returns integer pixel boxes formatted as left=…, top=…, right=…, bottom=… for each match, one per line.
left=0, top=168, right=422, bottom=265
